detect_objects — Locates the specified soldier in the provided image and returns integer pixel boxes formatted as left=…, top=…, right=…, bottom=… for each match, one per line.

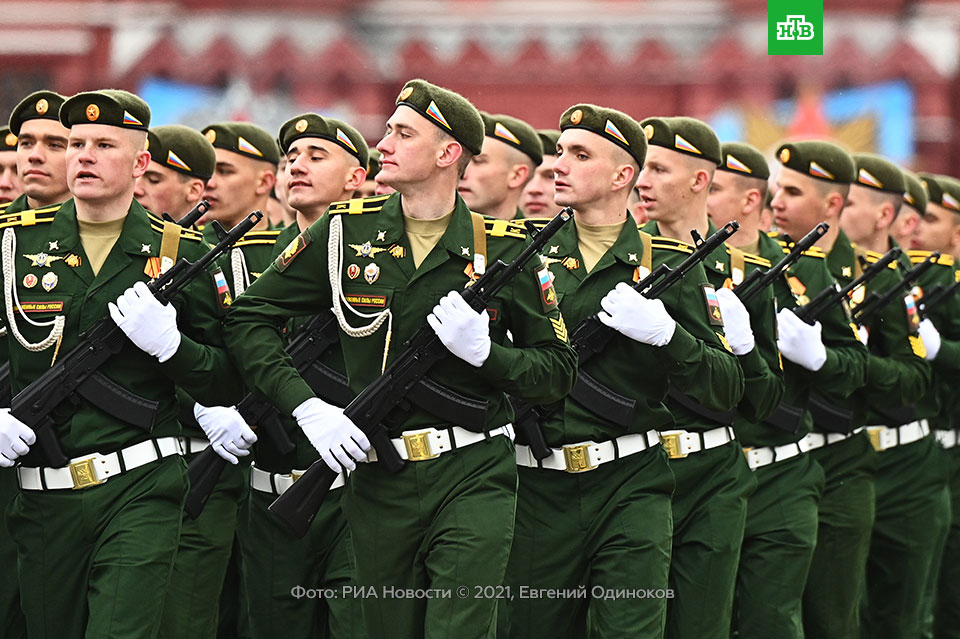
left=237, top=112, right=368, bottom=639
left=505, top=104, right=740, bottom=638
left=356, top=147, right=382, bottom=198
left=133, top=125, right=215, bottom=221
left=707, top=141, right=835, bottom=639
left=224, top=78, right=576, bottom=638
left=0, top=127, right=21, bottom=205
left=519, top=129, right=560, bottom=218
left=458, top=112, right=541, bottom=221
left=0, top=89, right=241, bottom=639
left=7, top=90, right=70, bottom=214
left=890, top=170, right=926, bottom=249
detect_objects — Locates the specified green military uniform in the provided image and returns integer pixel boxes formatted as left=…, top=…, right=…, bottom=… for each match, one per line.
left=638, top=116, right=752, bottom=639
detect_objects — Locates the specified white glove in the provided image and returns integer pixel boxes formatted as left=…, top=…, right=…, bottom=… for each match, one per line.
left=715, top=287, right=754, bottom=355
left=194, top=404, right=257, bottom=465
left=918, top=318, right=941, bottom=361
left=293, top=397, right=370, bottom=473
left=598, top=282, right=676, bottom=347
left=776, top=308, right=827, bottom=371
left=857, top=325, right=870, bottom=346
left=427, top=291, right=491, bottom=367
left=109, top=281, right=181, bottom=362
left=0, top=409, right=34, bottom=467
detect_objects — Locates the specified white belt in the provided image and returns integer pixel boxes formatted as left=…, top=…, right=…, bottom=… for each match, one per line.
left=658, top=426, right=735, bottom=459
left=865, top=420, right=930, bottom=452
left=366, top=424, right=514, bottom=463
left=515, top=430, right=659, bottom=473
left=179, top=437, right=210, bottom=455
left=936, top=429, right=959, bottom=450
left=17, top=437, right=183, bottom=491
left=249, top=464, right=345, bottom=495
left=743, top=442, right=805, bottom=470
left=799, top=427, right=865, bottom=451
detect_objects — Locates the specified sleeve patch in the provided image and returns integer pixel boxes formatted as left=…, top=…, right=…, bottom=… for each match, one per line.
left=275, top=230, right=311, bottom=272
left=910, top=335, right=927, bottom=359
left=703, top=284, right=724, bottom=326
left=550, top=315, right=568, bottom=342
left=212, top=267, right=232, bottom=308
left=535, top=264, right=558, bottom=313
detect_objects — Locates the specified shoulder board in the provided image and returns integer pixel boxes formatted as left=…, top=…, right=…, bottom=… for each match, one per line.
left=730, top=247, right=771, bottom=268
left=145, top=212, right=205, bottom=242
left=776, top=239, right=826, bottom=259
left=0, top=204, right=59, bottom=229
left=860, top=248, right=898, bottom=269
left=483, top=218, right=526, bottom=239
left=0, top=201, right=11, bottom=212
left=651, top=236, right=694, bottom=254
left=328, top=194, right=390, bottom=215
left=523, top=217, right=551, bottom=230
left=233, top=229, right=284, bottom=247
left=907, top=249, right=954, bottom=267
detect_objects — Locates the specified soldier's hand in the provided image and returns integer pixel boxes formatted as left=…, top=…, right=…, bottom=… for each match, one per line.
left=427, top=291, right=491, bottom=367
left=293, top=397, right=370, bottom=473
left=109, top=281, right=181, bottom=362
left=193, top=404, right=257, bottom=465
left=0, top=409, right=35, bottom=467
left=918, top=318, right=941, bottom=361
left=715, top=288, right=754, bottom=355
left=776, top=308, right=827, bottom=371
left=598, top=282, right=676, bottom=347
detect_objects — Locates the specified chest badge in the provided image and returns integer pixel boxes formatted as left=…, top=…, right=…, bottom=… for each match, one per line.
left=349, top=241, right=386, bottom=259
left=41, top=272, right=58, bottom=292
left=377, top=230, right=387, bottom=241
left=364, top=262, right=380, bottom=284
left=347, top=264, right=360, bottom=280
left=64, top=253, right=82, bottom=268
left=24, top=252, right=63, bottom=268
left=48, top=241, right=58, bottom=251
left=22, top=274, right=37, bottom=289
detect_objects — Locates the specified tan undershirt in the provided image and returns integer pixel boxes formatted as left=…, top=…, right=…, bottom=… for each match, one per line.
left=740, top=236, right=760, bottom=255
left=78, top=217, right=126, bottom=275
left=404, top=209, right=454, bottom=268
left=578, top=219, right=625, bottom=273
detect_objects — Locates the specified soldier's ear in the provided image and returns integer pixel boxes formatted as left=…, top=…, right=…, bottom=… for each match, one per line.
left=344, top=166, right=366, bottom=192
left=254, top=168, right=277, bottom=197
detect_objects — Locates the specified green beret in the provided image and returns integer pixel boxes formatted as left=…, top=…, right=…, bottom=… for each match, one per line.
left=395, top=78, right=484, bottom=155
left=202, top=122, right=280, bottom=165
left=775, top=140, right=855, bottom=184
left=901, top=170, right=928, bottom=215
left=718, top=142, right=770, bottom=180
left=640, top=116, right=721, bottom=166
left=147, top=125, right=215, bottom=180
left=538, top=130, right=561, bottom=156
left=480, top=112, right=542, bottom=165
left=919, top=173, right=960, bottom=213
left=0, top=127, right=16, bottom=152
left=851, top=153, right=905, bottom=195
left=9, top=91, right=67, bottom=136
left=560, top=104, right=647, bottom=167
left=59, top=89, right=150, bottom=131
left=367, top=148, right=381, bottom=179
left=277, top=113, right=368, bottom=169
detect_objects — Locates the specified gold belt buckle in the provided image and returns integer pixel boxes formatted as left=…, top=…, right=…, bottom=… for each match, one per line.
left=562, top=444, right=595, bottom=473
left=68, top=455, right=104, bottom=490
left=660, top=433, right=687, bottom=459
left=402, top=431, right=439, bottom=462
left=866, top=427, right=885, bottom=452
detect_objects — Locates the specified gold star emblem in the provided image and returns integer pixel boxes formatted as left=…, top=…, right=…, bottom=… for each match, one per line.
left=295, top=119, right=308, bottom=133
left=35, top=98, right=48, bottom=115
left=398, top=86, right=414, bottom=101
left=348, top=242, right=386, bottom=258
left=86, top=104, right=100, bottom=121
left=141, top=244, right=151, bottom=253
left=570, top=109, right=583, bottom=125
left=205, top=129, right=216, bottom=143
left=4, top=133, right=16, bottom=147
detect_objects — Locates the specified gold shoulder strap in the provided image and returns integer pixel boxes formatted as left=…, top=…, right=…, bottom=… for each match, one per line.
left=470, top=212, right=488, bottom=274
left=728, top=245, right=746, bottom=285
left=638, top=228, right=653, bottom=273
left=159, top=220, right=181, bottom=272
left=853, top=246, right=865, bottom=279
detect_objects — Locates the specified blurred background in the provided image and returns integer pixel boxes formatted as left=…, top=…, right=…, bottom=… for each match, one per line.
left=1, top=0, right=958, bottom=173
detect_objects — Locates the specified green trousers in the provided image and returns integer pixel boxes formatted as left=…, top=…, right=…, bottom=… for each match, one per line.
left=733, top=453, right=824, bottom=639
left=8, top=456, right=186, bottom=639
left=342, top=435, right=517, bottom=639
left=934, top=445, right=960, bottom=639
left=238, top=486, right=362, bottom=638
left=666, top=441, right=756, bottom=639
left=803, top=433, right=877, bottom=639
left=159, top=456, right=244, bottom=639
left=504, top=445, right=674, bottom=638
left=0, top=469, right=25, bottom=639
left=862, top=435, right=951, bottom=639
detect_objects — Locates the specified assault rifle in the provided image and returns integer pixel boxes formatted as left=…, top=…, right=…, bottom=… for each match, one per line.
left=919, top=280, right=960, bottom=321
left=268, top=208, right=573, bottom=538
left=852, top=252, right=939, bottom=326
left=793, top=247, right=900, bottom=324
left=734, top=223, right=828, bottom=303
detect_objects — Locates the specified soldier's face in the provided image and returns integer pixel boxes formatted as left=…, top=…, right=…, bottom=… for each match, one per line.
left=912, top=203, right=960, bottom=253
left=66, top=124, right=148, bottom=204
left=890, top=207, right=920, bottom=249
left=17, top=118, right=69, bottom=204
left=377, top=106, right=443, bottom=188
left=0, top=151, right=21, bottom=204
left=706, top=170, right=745, bottom=227
left=203, top=149, right=274, bottom=225
left=770, top=168, right=829, bottom=240
left=458, top=137, right=516, bottom=213
left=838, top=184, right=882, bottom=244
left=519, top=155, right=559, bottom=217
left=134, top=161, right=199, bottom=218
left=636, top=146, right=695, bottom=222
left=286, top=138, right=362, bottom=213
left=553, top=129, right=620, bottom=208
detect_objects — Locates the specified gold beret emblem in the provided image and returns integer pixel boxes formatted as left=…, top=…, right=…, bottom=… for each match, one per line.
left=398, top=86, right=414, bottom=101
left=85, top=104, right=100, bottom=122
left=4, top=133, right=16, bottom=147
left=295, top=119, right=308, bottom=133
left=643, top=124, right=654, bottom=140
left=35, top=99, right=49, bottom=115
left=205, top=129, right=217, bottom=143
left=570, top=110, right=583, bottom=125
left=779, top=148, right=791, bottom=163
left=144, top=138, right=149, bottom=151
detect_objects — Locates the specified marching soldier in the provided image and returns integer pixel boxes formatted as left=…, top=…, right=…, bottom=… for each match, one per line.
left=458, top=112, right=542, bottom=221
left=134, top=125, right=215, bottom=221
left=6, top=90, right=70, bottom=214
left=0, top=127, right=22, bottom=205
left=890, top=170, right=926, bottom=249
left=636, top=116, right=751, bottom=639
left=518, top=129, right=561, bottom=218
left=0, top=89, right=241, bottom=639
